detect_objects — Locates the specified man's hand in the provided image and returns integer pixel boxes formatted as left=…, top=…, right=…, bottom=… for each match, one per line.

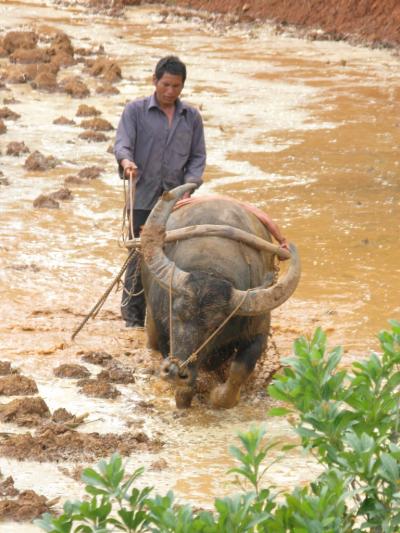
left=121, top=159, right=137, bottom=179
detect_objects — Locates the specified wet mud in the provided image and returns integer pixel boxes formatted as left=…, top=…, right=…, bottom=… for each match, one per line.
left=0, top=0, right=399, bottom=530
left=0, top=483, right=55, bottom=522
left=0, top=425, right=163, bottom=462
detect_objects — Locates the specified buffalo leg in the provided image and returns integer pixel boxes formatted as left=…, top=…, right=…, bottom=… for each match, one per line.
left=175, top=386, right=195, bottom=408
left=145, top=308, right=159, bottom=350
left=210, top=335, right=266, bottom=409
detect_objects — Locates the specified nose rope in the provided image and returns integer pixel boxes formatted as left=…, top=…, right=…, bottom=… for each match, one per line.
left=169, top=263, right=176, bottom=359
left=167, top=284, right=250, bottom=371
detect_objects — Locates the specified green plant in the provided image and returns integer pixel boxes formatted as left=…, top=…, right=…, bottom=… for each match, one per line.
left=269, top=319, right=400, bottom=531
left=35, top=321, right=400, bottom=532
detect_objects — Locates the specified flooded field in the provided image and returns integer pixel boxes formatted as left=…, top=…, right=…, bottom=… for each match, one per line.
left=0, top=1, right=399, bottom=530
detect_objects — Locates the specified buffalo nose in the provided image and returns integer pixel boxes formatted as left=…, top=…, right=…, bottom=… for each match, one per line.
left=161, top=360, right=173, bottom=376
left=160, top=359, right=179, bottom=379
left=178, top=369, right=190, bottom=381
left=160, top=360, right=190, bottom=383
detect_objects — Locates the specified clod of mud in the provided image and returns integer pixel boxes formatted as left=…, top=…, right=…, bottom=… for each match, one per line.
left=53, top=364, right=90, bottom=379
left=33, top=194, right=60, bottom=209
left=150, top=458, right=168, bottom=471
left=3, top=97, right=20, bottom=105
left=6, top=141, right=30, bottom=156
left=0, top=397, right=51, bottom=426
left=86, top=0, right=125, bottom=16
left=24, top=150, right=59, bottom=171
left=0, top=488, right=54, bottom=522
left=48, top=187, right=73, bottom=201
left=60, top=76, right=90, bottom=98
left=50, top=51, right=75, bottom=69
left=6, top=65, right=33, bottom=84
left=0, top=375, right=38, bottom=396
left=0, top=426, right=162, bottom=462
left=78, top=130, right=108, bottom=142
left=57, top=464, right=84, bottom=481
left=81, top=350, right=112, bottom=365
left=51, top=408, right=87, bottom=427
left=135, top=400, right=155, bottom=411
left=48, top=31, right=74, bottom=57
left=75, top=46, right=95, bottom=57
left=64, top=175, right=86, bottom=185
left=97, top=364, right=135, bottom=384
left=96, top=83, right=120, bottom=95
left=0, top=106, right=20, bottom=120
left=8, top=262, right=40, bottom=273
left=79, top=117, right=114, bottom=131
left=2, top=31, right=38, bottom=55
left=9, top=48, right=50, bottom=64
left=78, top=166, right=103, bottom=179
left=31, top=70, right=58, bottom=92
left=0, top=476, right=19, bottom=498
left=76, top=104, right=101, bottom=116
left=87, top=57, right=122, bottom=82
left=0, top=361, right=19, bottom=376
left=78, top=379, right=121, bottom=398
left=53, top=115, right=76, bottom=125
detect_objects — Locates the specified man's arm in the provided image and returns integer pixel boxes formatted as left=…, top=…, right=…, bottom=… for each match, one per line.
left=114, top=103, right=138, bottom=179
left=183, top=110, right=206, bottom=188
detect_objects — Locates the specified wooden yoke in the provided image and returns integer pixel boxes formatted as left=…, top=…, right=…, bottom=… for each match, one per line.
left=125, top=223, right=291, bottom=260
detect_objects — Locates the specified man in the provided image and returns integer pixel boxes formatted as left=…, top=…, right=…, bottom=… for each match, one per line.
left=114, top=55, right=206, bottom=328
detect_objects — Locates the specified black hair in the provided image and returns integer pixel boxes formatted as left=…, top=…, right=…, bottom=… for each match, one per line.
left=154, top=55, right=187, bottom=84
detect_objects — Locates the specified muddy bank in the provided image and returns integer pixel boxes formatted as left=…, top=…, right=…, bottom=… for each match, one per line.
left=162, top=0, right=400, bottom=48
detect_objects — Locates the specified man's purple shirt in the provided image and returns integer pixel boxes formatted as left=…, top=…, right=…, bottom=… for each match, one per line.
left=114, top=93, right=206, bottom=210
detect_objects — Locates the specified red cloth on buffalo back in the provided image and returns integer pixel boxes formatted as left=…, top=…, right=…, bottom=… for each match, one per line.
left=174, top=195, right=288, bottom=252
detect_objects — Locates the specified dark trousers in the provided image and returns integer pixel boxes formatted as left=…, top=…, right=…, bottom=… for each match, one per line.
left=121, top=210, right=151, bottom=325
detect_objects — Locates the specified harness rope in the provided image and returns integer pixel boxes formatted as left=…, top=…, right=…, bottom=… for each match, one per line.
left=120, top=169, right=136, bottom=246
left=71, top=170, right=140, bottom=340
left=169, top=263, right=176, bottom=359
left=71, top=248, right=137, bottom=340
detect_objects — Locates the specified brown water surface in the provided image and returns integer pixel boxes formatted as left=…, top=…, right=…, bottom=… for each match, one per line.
left=0, top=1, right=399, bottom=530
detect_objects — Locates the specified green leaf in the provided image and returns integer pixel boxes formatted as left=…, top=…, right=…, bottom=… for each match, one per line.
left=267, top=406, right=293, bottom=417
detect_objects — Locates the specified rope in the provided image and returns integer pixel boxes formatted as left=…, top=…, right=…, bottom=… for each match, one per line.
left=171, top=289, right=250, bottom=371
left=168, top=264, right=176, bottom=359
left=120, top=169, right=136, bottom=246
left=72, top=168, right=139, bottom=340
left=120, top=253, right=144, bottom=305
left=71, top=248, right=137, bottom=340
left=129, top=172, right=135, bottom=241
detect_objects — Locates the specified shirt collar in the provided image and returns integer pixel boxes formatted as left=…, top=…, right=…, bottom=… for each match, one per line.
left=148, top=93, right=187, bottom=115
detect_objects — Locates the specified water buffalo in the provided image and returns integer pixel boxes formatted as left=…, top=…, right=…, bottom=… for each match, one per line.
left=140, top=183, right=300, bottom=409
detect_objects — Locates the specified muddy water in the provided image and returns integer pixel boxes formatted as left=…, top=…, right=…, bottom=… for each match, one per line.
left=0, top=1, right=399, bottom=530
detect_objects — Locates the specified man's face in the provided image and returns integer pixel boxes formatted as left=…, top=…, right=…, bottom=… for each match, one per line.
left=153, top=72, right=184, bottom=107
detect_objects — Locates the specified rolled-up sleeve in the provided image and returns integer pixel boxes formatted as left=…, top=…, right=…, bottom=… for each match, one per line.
left=114, top=103, right=137, bottom=179
left=183, top=110, right=206, bottom=187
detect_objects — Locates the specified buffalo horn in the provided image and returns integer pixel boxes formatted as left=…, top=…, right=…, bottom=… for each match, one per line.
left=230, top=243, right=301, bottom=315
left=140, top=183, right=197, bottom=291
